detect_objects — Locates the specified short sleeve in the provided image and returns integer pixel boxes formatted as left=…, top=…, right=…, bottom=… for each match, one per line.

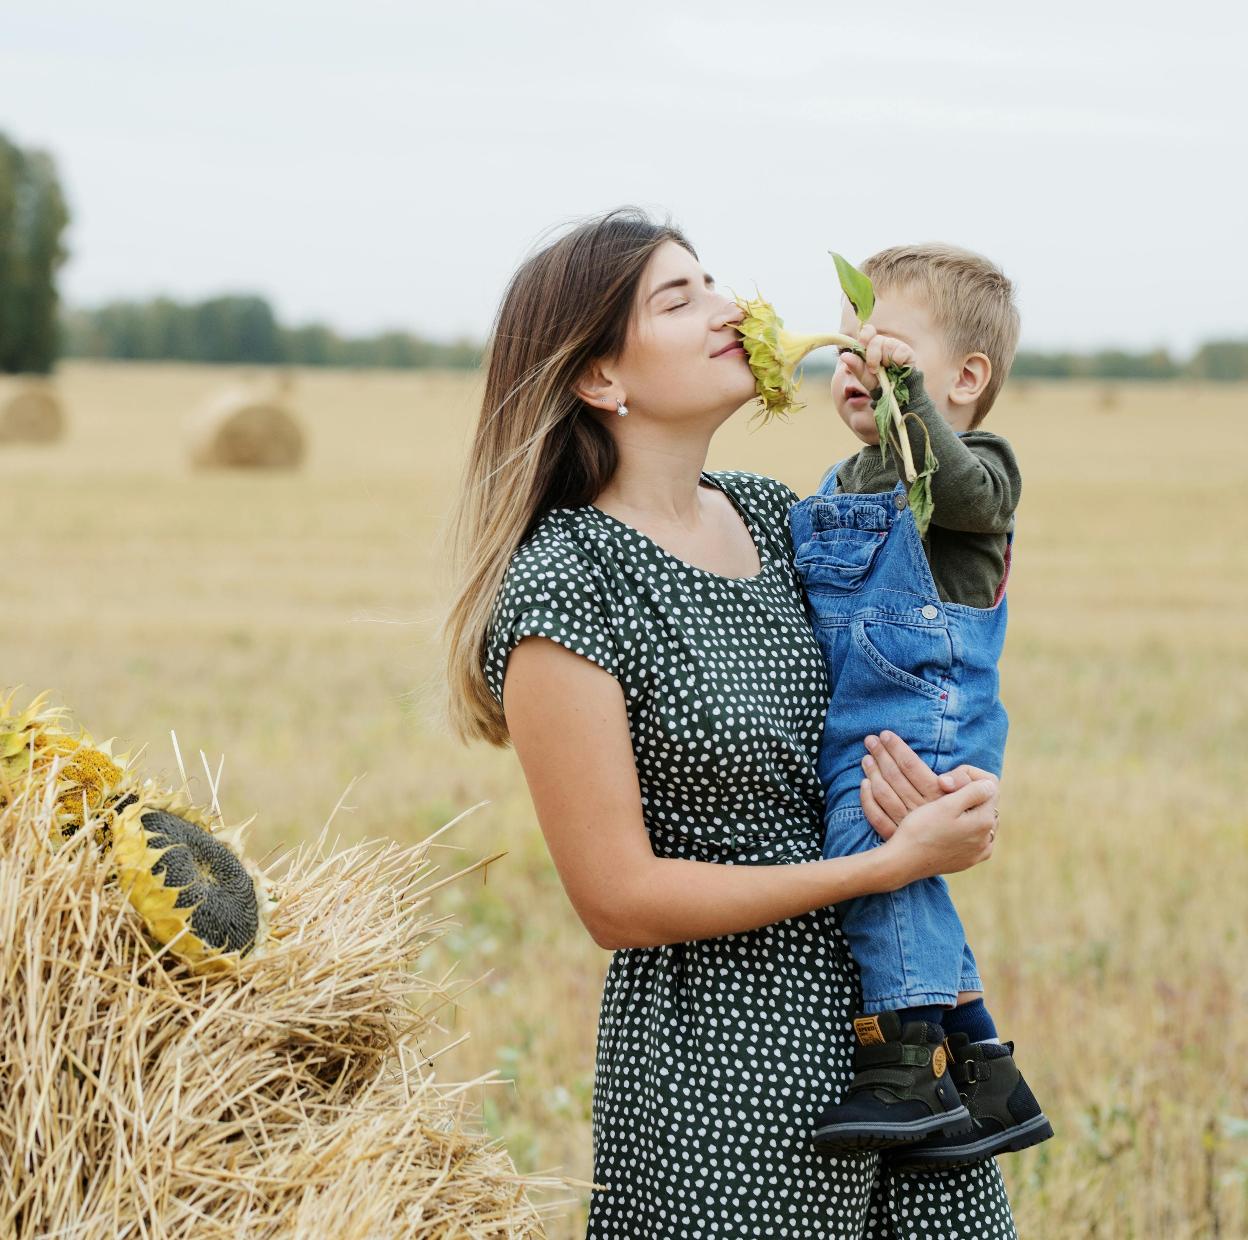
left=483, top=537, right=622, bottom=707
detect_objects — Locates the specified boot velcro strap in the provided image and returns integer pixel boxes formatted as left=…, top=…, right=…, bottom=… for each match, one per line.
left=854, top=1042, right=932, bottom=1071
left=848, top=1067, right=925, bottom=1094
left=955, top=1060, right=990, bottom=1084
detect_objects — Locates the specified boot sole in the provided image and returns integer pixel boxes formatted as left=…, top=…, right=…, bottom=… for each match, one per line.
left=812, top=1104, right=972, bottom=1153
left=889, top=1113, right=1055, bottom=1169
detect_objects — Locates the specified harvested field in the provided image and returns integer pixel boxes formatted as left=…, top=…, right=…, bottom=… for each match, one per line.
left=1, top=361, right=1245, bottom=1238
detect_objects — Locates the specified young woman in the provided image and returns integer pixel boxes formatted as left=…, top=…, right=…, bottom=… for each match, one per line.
left=445, top=209, right=1016, bottom=1238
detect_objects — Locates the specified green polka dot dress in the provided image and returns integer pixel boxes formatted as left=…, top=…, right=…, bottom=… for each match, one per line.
left=485, top=471, right=1018, bottom=1239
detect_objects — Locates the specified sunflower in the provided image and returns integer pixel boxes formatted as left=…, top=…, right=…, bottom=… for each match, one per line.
left=734, top=295, right=859, bottom=422
left=111, top=790, right=276, bottom=973
left=0, top=687, right=139, bottom=848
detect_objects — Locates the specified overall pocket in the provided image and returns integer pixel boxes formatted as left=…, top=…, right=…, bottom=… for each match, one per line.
left=851, top=617, right=952, bottom=701
left=794, top=527, right=886, bottom=595
left=826, top=618, right=953, bottom=773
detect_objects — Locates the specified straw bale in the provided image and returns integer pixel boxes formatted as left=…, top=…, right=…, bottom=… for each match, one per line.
left=0, top=712, right=559, bottom=1237
left=187, top=385, right=305, bottom=470
left=0, top=376, right=65, bottom=444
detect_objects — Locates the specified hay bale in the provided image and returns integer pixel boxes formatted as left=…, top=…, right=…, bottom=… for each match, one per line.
left=0, top=693, right=557, bottom=1238
left=0, top=376, right=65, bottom=444
left=187, top=384, right=305, bottom=470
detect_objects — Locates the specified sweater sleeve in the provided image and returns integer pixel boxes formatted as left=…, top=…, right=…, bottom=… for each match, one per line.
left=895, top=372, right=1021, bottom=534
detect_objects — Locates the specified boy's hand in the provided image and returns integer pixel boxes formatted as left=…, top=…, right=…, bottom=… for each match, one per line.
left=844, top=323, right=915, bottom=391
left=860, top=730, right=1000, bottom=838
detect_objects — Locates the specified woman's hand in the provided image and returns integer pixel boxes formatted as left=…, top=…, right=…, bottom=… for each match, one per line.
left=879, top=776, right=1000, bottom=889
left=860, top=730, right=998, bottom=839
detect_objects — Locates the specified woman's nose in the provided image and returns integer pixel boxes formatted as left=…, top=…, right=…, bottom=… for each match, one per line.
left=713, top=295, right=743, bottom=326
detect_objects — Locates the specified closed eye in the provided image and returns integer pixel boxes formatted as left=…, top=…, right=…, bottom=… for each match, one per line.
left=665, top=301, right=689, bottom=312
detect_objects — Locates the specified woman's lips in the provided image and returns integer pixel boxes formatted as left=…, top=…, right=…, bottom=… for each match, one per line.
left=714, top=343, right=746, bottom=358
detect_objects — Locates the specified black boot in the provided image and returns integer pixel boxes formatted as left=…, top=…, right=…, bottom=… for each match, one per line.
left=887, top=1034, right=1054, bottom=1169
left=811, top=1011, right=971, bottom=1152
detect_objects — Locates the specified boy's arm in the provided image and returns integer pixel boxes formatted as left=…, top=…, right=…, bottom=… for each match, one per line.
left=895, top=372, right=1021, bottom=534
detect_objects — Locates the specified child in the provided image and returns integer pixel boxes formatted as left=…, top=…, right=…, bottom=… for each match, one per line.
left=788, top=244, right=1053, bottom=1168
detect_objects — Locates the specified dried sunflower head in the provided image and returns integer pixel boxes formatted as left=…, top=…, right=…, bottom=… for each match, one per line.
left=734, top=295, right=859, bottom=422
left=111, top=789, right=277, bottom=974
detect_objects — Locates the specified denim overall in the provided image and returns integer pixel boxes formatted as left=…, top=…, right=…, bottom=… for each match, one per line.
left=788, top=464, right=1013, bottom=1013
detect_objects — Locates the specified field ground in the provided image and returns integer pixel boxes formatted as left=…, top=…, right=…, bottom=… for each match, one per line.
left=3, top=363, right=1246, bottom=1237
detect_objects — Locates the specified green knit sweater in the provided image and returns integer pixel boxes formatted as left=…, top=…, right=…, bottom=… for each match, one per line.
left=834, top=372, right=1021, bottom=609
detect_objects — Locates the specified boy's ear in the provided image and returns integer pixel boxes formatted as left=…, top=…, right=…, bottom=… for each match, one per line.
left=948, top=353, right=992, bottom=413
left=573, top=361, right=622, bottom=414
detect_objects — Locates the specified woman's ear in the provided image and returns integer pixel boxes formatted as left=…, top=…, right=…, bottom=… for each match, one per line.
left=948, top=353, right=992, bottom=413
left=573, top=361, right=622, bottom=414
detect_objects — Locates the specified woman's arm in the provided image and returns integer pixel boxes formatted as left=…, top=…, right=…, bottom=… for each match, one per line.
left=503, top=637, right=998, bottom=951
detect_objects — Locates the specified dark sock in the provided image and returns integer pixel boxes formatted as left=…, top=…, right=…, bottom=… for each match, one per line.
left=897, top=1004, right=945, bottom=1030
left=942, top=996, right=999, bottom=1043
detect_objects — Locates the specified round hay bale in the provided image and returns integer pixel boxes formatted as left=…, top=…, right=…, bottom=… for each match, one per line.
left=1, top=691, right=553, bottom=1238
left=187, top=386, right=306, bottom=470
left=0, top=376, right=65, bottom=445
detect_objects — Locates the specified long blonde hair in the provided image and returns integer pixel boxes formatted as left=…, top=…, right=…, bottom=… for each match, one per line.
left=444, top=208, right=694, bottom=746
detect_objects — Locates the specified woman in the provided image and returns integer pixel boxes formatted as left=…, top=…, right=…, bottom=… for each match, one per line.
left=445, top=209, right=1016, bottom=1237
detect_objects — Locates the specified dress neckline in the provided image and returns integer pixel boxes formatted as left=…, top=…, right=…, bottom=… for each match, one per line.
left=587, top=472, right=769, bottom=584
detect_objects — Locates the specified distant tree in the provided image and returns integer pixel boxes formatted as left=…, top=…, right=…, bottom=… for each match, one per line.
left=1084, top=348, right=1180, bottom=380
left=1013, top=346, right=1180, bottom=381
left=0, top=134, right=70, bottom=373
left=0, top=135, right=22, bottom=368
left=1187, top=340, right=1248, bottom=382
left=284, top=322, right=340, bottom=365
left=1012, top=351, right=1077, bottom=379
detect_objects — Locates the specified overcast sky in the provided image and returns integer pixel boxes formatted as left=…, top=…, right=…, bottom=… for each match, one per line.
left=3, top=0, right=1243, bottom=353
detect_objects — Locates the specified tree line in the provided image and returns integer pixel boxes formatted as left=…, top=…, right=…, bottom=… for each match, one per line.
left=63, top=295, right=1248, bottom=380
left=61, top=296, right=482, bottom=369
left=805, top=340, right=1247, bottom=382
left=1011, top=342, right=1248, bottom=382
left=0, top=134, right=71, bottom=374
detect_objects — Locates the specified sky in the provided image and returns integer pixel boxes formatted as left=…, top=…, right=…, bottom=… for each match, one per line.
left=2, top=0, right=1244, bottom=354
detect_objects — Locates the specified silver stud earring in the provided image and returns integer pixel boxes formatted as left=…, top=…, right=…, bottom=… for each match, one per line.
left=616, top=399, right=629, bottom=417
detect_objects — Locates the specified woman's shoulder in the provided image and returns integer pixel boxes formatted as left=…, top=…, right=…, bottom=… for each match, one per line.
left=499, top=507, right=605, bottom=587
left=485, top=510, right=620, bottom=704
left=705, top=469, right=800, bottom=522
left=490, top=508, right=619, bottom=635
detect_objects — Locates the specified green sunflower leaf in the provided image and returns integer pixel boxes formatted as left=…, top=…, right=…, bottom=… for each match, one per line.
left=831, top=252, right=875, bottom=324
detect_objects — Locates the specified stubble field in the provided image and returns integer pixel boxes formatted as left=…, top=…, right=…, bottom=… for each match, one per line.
left=2, top=362, right=1245, bottom=1238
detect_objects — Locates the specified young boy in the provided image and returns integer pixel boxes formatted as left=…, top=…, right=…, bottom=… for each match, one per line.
left=788, top=244, right=1053, bottom=1168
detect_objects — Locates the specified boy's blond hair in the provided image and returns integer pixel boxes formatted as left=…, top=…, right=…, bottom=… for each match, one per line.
left=862, top=243, right=1019, bottom=427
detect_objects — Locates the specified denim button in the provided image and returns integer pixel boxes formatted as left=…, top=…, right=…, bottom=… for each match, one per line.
left=921, top=604, right=939, bottom=619
left=893, top=493, right=907, bottom=510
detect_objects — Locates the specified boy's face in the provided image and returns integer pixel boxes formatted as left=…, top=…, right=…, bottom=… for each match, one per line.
left=831, top=285, right=964, bottom=444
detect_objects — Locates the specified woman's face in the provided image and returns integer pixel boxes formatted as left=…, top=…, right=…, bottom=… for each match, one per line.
left=605, top=240, right=756, bottom=421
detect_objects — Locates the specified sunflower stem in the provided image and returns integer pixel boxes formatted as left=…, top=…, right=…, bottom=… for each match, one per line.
left=876, top=367, right=917, bottom=482
left=800, top=332, right=862, bottom=356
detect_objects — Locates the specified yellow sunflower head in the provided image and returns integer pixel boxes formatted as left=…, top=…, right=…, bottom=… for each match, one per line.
left=0, top=687, right=139, bottom=848
left=734, top=295, right=859, bottom=423
left=111, top=790, right=277, bottom=974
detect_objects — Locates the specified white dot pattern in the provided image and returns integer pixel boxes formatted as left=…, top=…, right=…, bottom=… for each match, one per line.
left=486, top=471, right=1017, bottom=1238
